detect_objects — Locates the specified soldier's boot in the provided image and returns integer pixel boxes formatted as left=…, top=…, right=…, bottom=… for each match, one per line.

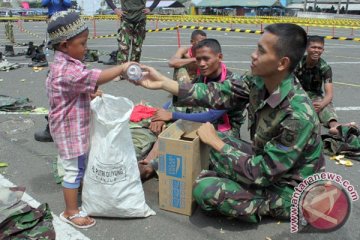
left=84, top=49, right=99, bottom=62
left=0, top=52, right=3, bottom=61
left=102, top=50, right=117, bottom=65
left=37, top=44, right=45, bottom=55
left=28, top=52, right=48, bottom=67
left=34, top=116, right=53, bottom=142
left=4, top=45, right=15, bottom=57
left=29, top=45, right=48, bottom=67
left=25, top=41, right=36, bottom=58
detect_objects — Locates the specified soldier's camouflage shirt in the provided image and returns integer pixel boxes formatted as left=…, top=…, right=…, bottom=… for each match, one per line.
left=294, top=56, right=332, bottom=96
left=175, top=73, right=325, bottom=190
left=171, top=70, right=246, bottom=137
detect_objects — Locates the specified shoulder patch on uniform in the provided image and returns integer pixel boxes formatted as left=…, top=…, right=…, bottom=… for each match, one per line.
left=280, top=120, right=302, bottom=147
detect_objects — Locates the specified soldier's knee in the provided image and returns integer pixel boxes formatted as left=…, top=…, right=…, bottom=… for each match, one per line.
left=193, top=178, right=220, bottom=204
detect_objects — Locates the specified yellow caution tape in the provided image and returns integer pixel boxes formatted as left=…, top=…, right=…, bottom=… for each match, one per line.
left=12, top=23, right=360, bottom=42
left=3, top=15, right=360, bottom=29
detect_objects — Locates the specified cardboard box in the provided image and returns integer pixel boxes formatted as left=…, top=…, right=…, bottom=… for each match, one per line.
left=158, top=120, right=210, bottom=216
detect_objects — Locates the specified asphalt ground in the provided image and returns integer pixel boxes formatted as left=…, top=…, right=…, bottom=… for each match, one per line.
left=0, top=19, right=360, bottom=240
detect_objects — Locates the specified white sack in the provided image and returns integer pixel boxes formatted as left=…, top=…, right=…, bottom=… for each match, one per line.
left=82, top=94, right=155, bottom=217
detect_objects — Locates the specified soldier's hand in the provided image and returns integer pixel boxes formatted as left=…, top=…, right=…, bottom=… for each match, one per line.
left=152, top=108, right=172, bottom=122
left=143, top=8, right=151, bottom=14
left=313, top=101, right=325, bottom=113
left=149, top=120, right=166, bottom=135
left=197, top=122, right=225, bottom=151
left=114, top=8, right=124, bottom=18
left=137, top=65, right=166, bottom=89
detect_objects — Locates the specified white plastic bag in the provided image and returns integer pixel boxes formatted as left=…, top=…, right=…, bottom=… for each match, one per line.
left=82, top=94, right=155, bottom=217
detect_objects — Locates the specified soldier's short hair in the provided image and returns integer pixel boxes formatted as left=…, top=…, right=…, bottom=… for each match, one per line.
left=194, top=38, right=222, bottom=54
left=307, top=35, right=324, bottom=46
left=191, top=30, right=207, bottom=40
left=265, top=23, right=307, bottom=72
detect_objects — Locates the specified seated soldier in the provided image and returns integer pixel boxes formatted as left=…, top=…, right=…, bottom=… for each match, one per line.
left=139, top=39, right=246, bottom=181
left=135, top=23, right=325, bottom=222
left=168, top=30, right=207, bottom=83
left=294, top=35, right=356, bottom=135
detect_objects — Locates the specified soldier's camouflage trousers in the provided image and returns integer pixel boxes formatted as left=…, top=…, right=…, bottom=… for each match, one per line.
left=117, top=20, right=146, bottom=64
left=5, top=22, right=14, bottom=43
left=193, top=133, right=291, bottom=223
left=308, top=93, right=338, bottom=127
left=173, top=67, right=196, bottom=84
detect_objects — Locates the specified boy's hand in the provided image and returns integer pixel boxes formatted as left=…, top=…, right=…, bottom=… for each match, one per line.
left=90, top=89, right=103, bottom=100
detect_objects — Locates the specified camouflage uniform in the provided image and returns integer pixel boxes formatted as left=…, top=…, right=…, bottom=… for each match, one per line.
left=105, top=0, right=160, bottom=64
left=150, top=70, right=246, bottom=171
left=173, top=56, right=199, bottom=84
left=117, top=20, right=146, bottom=63
left=0, top=186, right=55, bottom=239
left=294, top=56, right=338, bottom=127
left=5, top=21, right=15, bottom=43
left=170, top=69, right=246, bottom=138
left=173, top=67, right=192, bottom=84
left=175, top=73, right=325, bottom=222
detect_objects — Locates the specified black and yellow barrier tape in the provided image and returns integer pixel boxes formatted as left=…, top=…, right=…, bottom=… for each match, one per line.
left=13, top=23, right=360, bottom=42
left=2, top=14, right=360, bottom=29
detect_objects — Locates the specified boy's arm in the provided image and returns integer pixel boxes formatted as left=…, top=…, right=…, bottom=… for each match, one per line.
left=97, top=62, right=132, bottom=85
left=168, top=47, right=196, bottom=68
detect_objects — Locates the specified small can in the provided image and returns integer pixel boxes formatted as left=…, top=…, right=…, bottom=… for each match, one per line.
left=126, top=64, right=143, bottom=81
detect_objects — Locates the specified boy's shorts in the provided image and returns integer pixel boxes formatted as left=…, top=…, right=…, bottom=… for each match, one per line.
left=58, top=153, right=88, bottom=189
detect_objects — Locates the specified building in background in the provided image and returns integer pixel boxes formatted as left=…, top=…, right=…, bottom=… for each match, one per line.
left=1, top=0, right=359, bottom=15
left=287, top=0, right=360, bottom=14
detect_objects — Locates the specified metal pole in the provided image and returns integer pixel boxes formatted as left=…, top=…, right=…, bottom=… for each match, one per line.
left=176, top=26, right=181, bottom=48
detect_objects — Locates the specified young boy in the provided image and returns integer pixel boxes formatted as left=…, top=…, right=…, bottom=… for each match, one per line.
left=46, top=10, right=132, bottom=229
